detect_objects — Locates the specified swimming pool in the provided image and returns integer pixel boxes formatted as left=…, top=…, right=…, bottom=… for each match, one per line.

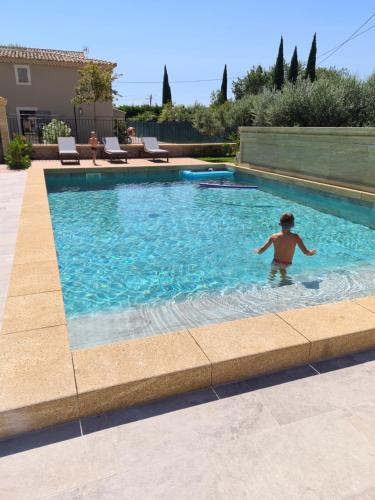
left=46, top=168, right=375, bottom=349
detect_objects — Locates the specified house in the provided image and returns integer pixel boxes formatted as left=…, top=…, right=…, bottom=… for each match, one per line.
left=0, top=46, right=119, bottom=142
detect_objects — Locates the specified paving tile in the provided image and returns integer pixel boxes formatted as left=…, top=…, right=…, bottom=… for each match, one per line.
left=354, top=295, right=375, bottom=314
left=0, top=326, right=77, bottom=438
left=189, top=314, right=310, bottom=385
left=214, top=364, right=316, bottom=397
left=73, top=330, right=211, bottom=417
left=20, top=203, right=50, bottom=216
left=344, top=486, right=375, bottom=499
left=345, top=402, right=375, bottom=447
left=8, top=260, right=61, bottom=296
left=0, top=432, right=116, bottom=500
left=1, top=290, right=66, bottom=334
left=81, top=388, right=217, bottom=434
left=44, top=409, right=375, bottom=500
left=113, top=392, right=279, bottom=469
left=312, top=349, right=375, bottom=374
left=16, top=227, right=55, bottom=246
left=278, top=300, right=375, bottom=362
left=0, top=420, right=81, bottom=458
left=215, top=354, right=375, bottom=427
left=214, top=364, right=345, bottom=426
left=18, top=214, right=53, bottom=233
left=0, top=241, right=17, bottom=255
left=13, top=237, right=57, bottom=265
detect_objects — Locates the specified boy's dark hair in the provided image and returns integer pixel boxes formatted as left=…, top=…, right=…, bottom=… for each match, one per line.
left=280, top=212, right=294, bottom=227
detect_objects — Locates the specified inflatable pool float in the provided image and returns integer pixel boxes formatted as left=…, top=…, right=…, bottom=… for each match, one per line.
left=181, top=170, right=234, bottom=180
left=199, top=182, right=258, bottom=189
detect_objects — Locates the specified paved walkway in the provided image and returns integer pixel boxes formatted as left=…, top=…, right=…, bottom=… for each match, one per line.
left=1, top=351, right=375, bottom=499
left=27, top=157, right=209, bottom=169
left=0, top=168, right=27, bottom=329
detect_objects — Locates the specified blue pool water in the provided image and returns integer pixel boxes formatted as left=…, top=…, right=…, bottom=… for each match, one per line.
left=46, top=168, right=375, bottom=349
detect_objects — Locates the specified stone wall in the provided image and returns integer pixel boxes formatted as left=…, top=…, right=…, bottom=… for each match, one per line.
left=31, top=142, right=234, bottom=160
left=0, top=97, right=10, bottom=152
left=239, top=127, right=375, bottom=192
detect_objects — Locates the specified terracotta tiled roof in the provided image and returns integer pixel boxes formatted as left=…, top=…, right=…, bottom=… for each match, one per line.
left=0, top=46, right=116, bottom=67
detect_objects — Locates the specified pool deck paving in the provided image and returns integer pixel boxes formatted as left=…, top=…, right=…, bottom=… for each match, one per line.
left=0, top=168, right=27, bottom=330
left=0, top=159, right=375, bottom=498
left=2, top=352, right=375, bottom=499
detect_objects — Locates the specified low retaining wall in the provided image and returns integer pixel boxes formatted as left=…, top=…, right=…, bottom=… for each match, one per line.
left=32, top=142, right=234, bottom=160
left=239, top=127, right=375, bottom=192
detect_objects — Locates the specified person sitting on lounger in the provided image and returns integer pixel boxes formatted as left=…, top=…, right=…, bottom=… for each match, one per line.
left=256, top=212, right=316, bottom=279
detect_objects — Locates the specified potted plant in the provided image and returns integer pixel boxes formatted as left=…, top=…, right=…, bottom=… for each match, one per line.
left=4, top=135, right=33, bottom=169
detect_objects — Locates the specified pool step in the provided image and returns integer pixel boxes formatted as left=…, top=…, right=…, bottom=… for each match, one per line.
left=85, top=173, right=102, bottom=182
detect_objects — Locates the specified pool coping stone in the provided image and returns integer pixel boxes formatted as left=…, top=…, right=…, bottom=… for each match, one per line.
left=0, top=159, right=374, bottom=439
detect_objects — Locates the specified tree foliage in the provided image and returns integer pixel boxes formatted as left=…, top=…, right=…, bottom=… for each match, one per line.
left=113, top=67, right=375, bottom=137
left=252, top=76, right=365, bottom=127
left=72, top=62, right=118, bottom=123
left=162, top=65, right=172, bottom=104
left=273, top=36, right=285, bottom=90
left=113, top=119, right=129, bottom=143
left=288, top=47, right=299, bottom=84
left=117, top=104, right=162, bottom=121
left=305, top=33, right=317, bottom=82
left=219, top=64, right=228, bottom=104
left=158, top=102, right=196, bottom=122
left=363, top=73, right=375, bottom=125
left=232, top=65, right=271, bottom=99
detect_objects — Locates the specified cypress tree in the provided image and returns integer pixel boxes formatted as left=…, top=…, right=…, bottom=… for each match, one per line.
left=220, top=64, right=228, bottom=103
left=162, top=65, right=172, bottom=104
left=305, top=33, right=317, bottom=82
left=273, top=36, right=284, bottom=90
left=288, top=46, right=299, bottom=84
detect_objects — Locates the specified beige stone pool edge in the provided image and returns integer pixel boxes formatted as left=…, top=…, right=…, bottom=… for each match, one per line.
left=0, top=162, right=374, bottom=439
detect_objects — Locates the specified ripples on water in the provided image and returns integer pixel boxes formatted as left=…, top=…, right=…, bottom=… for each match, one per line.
left=47, top=175, right=375, bottom=348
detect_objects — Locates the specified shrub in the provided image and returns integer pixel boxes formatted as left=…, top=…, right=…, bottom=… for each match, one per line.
left=117, top=104, right=162, bottom=120
left=191, top=104, right=232, bottom=137
left=363, top=73, right=375, bottom=125
left=232, top=65, right=272, bottom=99
left=228, top=95, right=256, bottom=127
left=252, top=76, right=365, bottom=127
left=131, top=111, right=159, bottom=121
left=113, top=119, right=128, bottom=143
left=5, top=135, right=33, bottom=169
left=158, top=103, right=196, bottom=123
left=42, top=119, right=71, bottom=144
left=251, top=89, right=277, bottom=126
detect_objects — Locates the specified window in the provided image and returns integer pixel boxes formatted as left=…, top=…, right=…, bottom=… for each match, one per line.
left=14, top=65, right=31, bottom=85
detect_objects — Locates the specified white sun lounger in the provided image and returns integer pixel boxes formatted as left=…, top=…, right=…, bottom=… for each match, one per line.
left=142, top=137, right=169, bottom=162
left=58, top=137, right=80, bottom=164
left=103, top=137, right=128, bottom=163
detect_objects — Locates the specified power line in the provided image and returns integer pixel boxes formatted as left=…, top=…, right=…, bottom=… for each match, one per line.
left=318, top=12, right=375, bottom=58
left=319, top=23, right=375, bottom=64
left=317, top=12, right=375, bottom=63
left=118, top=77, right=235, bottom=84
left=118, top=14, right=375, bottom=88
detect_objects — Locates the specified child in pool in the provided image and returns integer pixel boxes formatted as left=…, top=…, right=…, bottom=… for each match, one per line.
left=256, top=212, right=316, bottom=278
left=88, top=131, right=100, bottom=166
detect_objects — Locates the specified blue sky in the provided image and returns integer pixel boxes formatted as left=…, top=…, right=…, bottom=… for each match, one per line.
left=1, top=0, right=375, bottom=105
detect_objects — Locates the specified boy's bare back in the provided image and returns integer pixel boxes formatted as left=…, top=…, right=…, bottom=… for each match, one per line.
left=268, top=231, right=313, bottom=264
left=256, top=212, right=316, bottom=266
